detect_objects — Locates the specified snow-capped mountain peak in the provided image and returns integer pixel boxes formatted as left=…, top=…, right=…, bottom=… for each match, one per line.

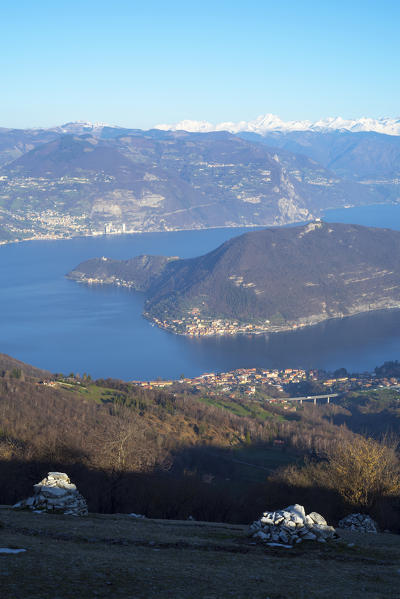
left=53, top=122, right=118, bottom=134
left=155, top=114, right=400, bottom=136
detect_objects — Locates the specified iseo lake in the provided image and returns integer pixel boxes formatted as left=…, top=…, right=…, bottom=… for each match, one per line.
left=3, top=204, right=400, bottom=380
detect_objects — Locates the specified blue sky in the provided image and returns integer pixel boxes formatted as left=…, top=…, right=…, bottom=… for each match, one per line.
left=1, top=0, right=399, bottom=128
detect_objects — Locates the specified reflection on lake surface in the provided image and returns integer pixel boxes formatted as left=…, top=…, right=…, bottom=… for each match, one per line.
left=1, top=204, right=400, bottom=379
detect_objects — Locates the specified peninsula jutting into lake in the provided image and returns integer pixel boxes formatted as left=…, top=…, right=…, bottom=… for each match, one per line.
left=68, top=220, right=400, bottom=337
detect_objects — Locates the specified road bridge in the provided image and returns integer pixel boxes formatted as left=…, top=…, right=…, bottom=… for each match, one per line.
left=283, top=393, right=339, bottom=405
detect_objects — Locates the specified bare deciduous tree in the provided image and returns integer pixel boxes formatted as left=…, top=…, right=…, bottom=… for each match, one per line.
left=324, top=436, right=400, bottom=509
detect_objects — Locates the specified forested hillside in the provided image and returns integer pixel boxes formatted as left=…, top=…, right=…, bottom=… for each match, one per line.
left=69, top=222, right=400, bottom=334
left=1, top=357, right=400, bottom=529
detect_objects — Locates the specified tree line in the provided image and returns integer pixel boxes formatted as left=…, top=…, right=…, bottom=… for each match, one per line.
left=0, top=371, right=399, bottom=528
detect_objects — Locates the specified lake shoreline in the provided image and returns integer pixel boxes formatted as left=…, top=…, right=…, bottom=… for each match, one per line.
left=68, top=273, right=400, bottom=342
left=0, top=222, right=271, bottom=248
left=2, top=200, right=396, bottom=248
left=4, top=206, right=400, bottom=379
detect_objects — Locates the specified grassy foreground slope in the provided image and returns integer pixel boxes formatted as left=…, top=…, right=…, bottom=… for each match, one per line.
left=1, top=508, right=399, bottom=599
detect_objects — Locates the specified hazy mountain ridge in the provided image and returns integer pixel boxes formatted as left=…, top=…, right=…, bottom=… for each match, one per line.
left=0, top=127, right=60, bottom=168
left=238, top=130, right=400, bottom=185
left=0, top=129, right=353, bottom=242
left=0, top=122, right=398, bottom=243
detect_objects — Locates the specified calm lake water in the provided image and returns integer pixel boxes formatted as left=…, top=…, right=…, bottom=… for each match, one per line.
left=2, top=205, right=400, bottom=380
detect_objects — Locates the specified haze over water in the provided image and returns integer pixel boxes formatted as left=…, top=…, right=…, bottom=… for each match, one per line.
left=2, top=205, right=400, bottom=380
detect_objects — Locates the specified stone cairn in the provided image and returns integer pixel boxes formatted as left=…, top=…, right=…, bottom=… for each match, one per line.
left=338, top=513, right=378, bottom=533
left=249, top=504, right=337, bottom=546
left=13, top=472, right=88, bottom=516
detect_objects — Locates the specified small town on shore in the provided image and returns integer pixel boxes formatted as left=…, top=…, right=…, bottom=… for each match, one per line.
left=40, top=363, right=400, bottom=404
left=131, top=365, right=400, bottom=400
left=0, top=205, right=138, bottom=245
left=150, top=313, right=314, bottom=337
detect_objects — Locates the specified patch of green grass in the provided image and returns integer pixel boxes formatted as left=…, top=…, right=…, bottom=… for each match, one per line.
left=343, top=387, right=400, bottom=408
left=197, top=395, right=249, bottom=417
left=196, top=395, right=284, bottom=423
left=59, top=382, right=125, bottom=404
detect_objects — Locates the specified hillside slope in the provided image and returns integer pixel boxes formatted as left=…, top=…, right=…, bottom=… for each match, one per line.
left=241, top=129, right=400, bottom=189
left=0, top=352, right=50, bottom=379
left=0, top=128, right=381, bottom=242
left=147, top=221, right=400, bottom=329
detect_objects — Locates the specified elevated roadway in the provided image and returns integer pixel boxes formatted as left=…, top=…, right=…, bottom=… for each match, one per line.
left=283, top=393, right=339, bottom=404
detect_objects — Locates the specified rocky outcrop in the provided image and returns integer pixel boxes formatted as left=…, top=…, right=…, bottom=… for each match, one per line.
left=338, top=513, right=378, bottom=533
left=13, top=472, right=88, bottom=516
left=249, top=504, right=337, bottom=546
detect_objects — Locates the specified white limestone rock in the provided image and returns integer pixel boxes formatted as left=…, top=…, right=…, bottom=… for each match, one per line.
left=249, top=504, right=336, bottom=546
left=309, top=512, right=327, bottom=526
left=41, top=487, right=68, bottom=498
left=13, top=472, right=88, bottom=516
left=48, top=472, right=69, bottom=480
left=285, top=504, right=306, bottom=520
left=312, top=523, right=336, bottom=539
left=338, top=513, right=378, bottom=533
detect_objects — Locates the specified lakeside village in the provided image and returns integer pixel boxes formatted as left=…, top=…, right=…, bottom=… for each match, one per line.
left=150, top=310, right=321, bottom=337
left=131, top=366, right=400, bottom=400
left=0, top=205, right=136, bottom=245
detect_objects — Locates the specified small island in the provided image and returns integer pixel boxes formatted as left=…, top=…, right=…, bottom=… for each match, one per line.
left=67, top=221, right=400, bottom=337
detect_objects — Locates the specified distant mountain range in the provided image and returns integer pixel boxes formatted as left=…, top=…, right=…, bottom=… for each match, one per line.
left=238, top=130, right=400, bottom=183
left=156, top=114, right=400, bottom=136
left=68, top=221, right=400, bottom=336
left=0, top=119, right=399, bottom=243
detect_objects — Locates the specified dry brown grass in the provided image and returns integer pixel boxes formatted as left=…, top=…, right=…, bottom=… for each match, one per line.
left=0, top=507, right=400, bottom=598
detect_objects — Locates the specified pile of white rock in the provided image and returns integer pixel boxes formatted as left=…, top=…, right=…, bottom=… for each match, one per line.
left=13, top=472, right=88, bottom=516
left=249, top=504, right=337, bottom=546
left=338, top=513, right=378, bottom=533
